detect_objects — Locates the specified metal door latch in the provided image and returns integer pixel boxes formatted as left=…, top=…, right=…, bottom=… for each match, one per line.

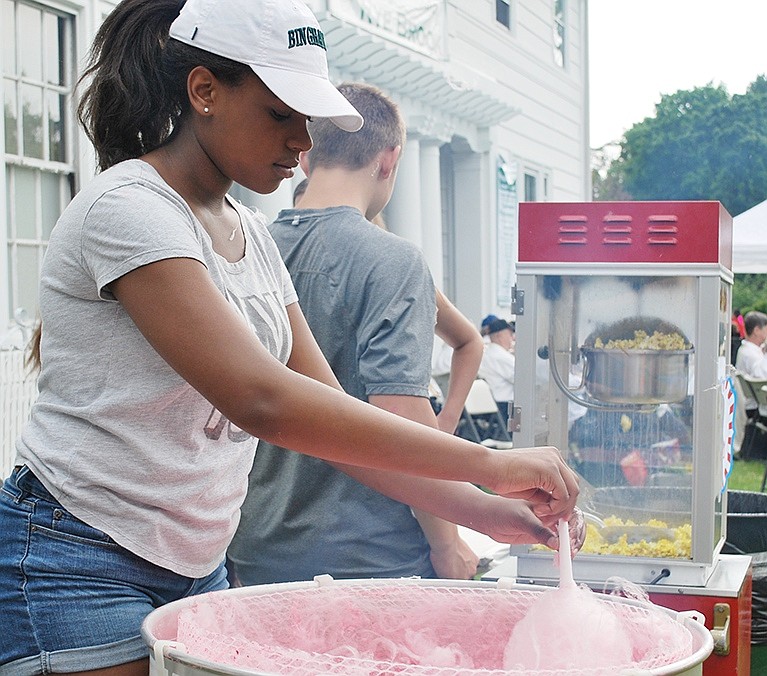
left=510, top=286, right=525, bottom=315
left=711, top=603, right=730, bottom=656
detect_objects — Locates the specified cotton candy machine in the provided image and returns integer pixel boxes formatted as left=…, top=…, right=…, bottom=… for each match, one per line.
left=507, top=201, right=735, bottom=588
left=142, top=576, right=713, bottom=676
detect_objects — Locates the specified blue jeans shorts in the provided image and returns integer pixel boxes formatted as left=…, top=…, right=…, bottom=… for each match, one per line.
left=0, top=466, right=228, bottom=675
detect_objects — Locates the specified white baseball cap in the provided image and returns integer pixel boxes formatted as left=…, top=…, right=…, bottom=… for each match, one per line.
left=169, top=0, right=363, bottom=132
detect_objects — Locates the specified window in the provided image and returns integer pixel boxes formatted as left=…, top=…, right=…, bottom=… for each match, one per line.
left=553, top=0, right=566, bottom=67
left=523, top=168, right=551, bottom=202
left=3, top=0, right=76, bottom=325
left=524, top=173, right=537, bottom=202
left=496, top=0, right=511, bottom=29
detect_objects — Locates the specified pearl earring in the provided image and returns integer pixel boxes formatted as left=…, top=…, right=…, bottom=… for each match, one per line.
left=203, top=106, right=210, bottom=114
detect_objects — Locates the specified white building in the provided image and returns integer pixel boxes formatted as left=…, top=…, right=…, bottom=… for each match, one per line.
left=0, top=0, right=590, bottom=340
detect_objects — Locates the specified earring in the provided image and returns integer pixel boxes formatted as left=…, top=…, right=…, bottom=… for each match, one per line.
left=203, top=106, right=210, bottom=114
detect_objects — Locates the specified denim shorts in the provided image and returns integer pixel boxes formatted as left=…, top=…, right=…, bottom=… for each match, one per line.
left=0, top=466, right=228, bottom=675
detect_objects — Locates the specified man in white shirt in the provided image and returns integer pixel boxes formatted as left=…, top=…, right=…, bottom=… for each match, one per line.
left=735, top=311, right=767, bottom=457
left=736, top=311, right=767, bottom=380
left=478, top=318, right=515, bottom=421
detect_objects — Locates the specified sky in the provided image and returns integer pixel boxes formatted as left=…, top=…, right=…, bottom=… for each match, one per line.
left=588, top=0, right=767, bottom=149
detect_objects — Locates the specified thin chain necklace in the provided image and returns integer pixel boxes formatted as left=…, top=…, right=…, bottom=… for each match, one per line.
left=228, top=224, right=238, bottom=241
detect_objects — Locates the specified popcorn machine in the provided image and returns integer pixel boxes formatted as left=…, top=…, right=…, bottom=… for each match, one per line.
left=508, top=201, right=735, bottom=588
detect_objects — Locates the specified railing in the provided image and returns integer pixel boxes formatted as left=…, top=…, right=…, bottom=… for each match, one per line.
left=1, top=350, right=38, bottom=479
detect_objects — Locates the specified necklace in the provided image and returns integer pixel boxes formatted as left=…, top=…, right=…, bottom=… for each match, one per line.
left=228, top=224, right=238, bottom=241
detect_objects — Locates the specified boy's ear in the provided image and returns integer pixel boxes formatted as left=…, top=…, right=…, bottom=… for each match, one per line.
left=379, top=145, right=402, bottom=179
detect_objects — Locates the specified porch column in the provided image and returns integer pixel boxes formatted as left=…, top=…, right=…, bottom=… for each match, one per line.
left=419, top=139, right=444, bottom=288
left=385, top=135, right=422, bottom=248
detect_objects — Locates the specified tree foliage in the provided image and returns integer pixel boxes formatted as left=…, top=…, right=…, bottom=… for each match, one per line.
left=733, top=274, right=767, bottom=315
left=599, top=76, right=767, bottom=216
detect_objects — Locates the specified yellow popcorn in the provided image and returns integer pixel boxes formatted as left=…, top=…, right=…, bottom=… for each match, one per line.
left=593, top=330, right=690, bottom=351
left=580, top=518, right=691, bottom=558
left=530, top=517, right=692, bottom=558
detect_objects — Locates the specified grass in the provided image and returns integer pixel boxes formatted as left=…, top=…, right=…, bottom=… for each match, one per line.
left=729, top=458, right=766, bottom=492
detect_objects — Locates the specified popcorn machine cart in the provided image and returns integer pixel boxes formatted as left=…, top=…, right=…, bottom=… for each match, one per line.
left=485, top=201, right=752, bottom=674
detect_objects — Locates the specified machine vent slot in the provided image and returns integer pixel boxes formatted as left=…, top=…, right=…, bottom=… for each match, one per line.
left=602, top=237, right=633, bottom=245
left=647, top=214, right=679, bottom=223
left=603, top=225, right=632, bottom=233
left=557, top=215, right=588, bottom=240
left=603, top=214, right=633, bottom=223
left=648, top=225, right=679, bottom=234
left=648, top=237, right=678, bottom=245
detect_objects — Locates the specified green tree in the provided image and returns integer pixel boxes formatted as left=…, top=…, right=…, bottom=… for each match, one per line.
left=601, top=76, right=767, bottom=216
left=733, top=274, right=767, bottom=315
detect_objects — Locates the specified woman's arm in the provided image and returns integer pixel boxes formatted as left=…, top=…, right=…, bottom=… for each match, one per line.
left=433, top=290, right=484, bottom=433
left=111, top=258, right=579, bottom=533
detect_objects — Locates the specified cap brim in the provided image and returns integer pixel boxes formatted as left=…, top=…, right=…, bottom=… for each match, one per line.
left=252, top=66, right=363, bottom=132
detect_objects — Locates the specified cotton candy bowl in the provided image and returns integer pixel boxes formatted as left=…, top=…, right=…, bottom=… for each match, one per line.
left=141, top=576, right=713, bottom=676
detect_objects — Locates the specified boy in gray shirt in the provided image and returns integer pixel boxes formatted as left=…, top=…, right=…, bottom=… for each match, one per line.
left=228, top=83, right=478, bottom=583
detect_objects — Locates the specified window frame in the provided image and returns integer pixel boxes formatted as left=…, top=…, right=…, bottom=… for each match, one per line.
left=2, top=0, right=77, bottom=331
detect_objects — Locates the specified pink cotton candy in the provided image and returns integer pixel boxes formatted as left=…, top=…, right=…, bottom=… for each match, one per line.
left=503, top=585, right=633, bottom=670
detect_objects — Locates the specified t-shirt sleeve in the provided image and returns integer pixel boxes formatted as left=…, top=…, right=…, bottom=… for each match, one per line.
left=355, top=239, right=436, bottom=397
left=80, top=182, right=206, bottom=300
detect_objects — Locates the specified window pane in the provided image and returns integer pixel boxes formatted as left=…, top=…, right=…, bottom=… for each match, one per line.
left=525, top=174, right=537, bottom=201
left=2, top=0, right=15, bottom=75
left=18, top=3, right=42, bottom=80
left=47, top=90, right=64, bottom=161
left=21, top=83, right=43, bottom=158
left=496, top=0, right=510, bottom=28
left=4, top=77, right=18, bottom=154
left=14, top=166, right=37, bottom=239
left=16, top=244, right=40, bottom=317
left=41, top=172, right=61, bottom=238
left=44, top=12, right=65, bottom=85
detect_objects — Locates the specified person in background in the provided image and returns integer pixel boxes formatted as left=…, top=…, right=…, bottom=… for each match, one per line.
left=478, top=318, right=516, bottom=421
left=735, top=311, right=767, bottom=457
left=731, top=308, right=746, bottom=366
left=0, top=0, right=581, bottom=672
left=228, top=83, right=484, bottom=585
left=480, top=313, right=500, bottom=341
left=736, top=311, right=767, bottom=380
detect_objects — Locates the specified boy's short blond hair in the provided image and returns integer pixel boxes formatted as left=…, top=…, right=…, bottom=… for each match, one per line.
left=306, top=83, right=405, bottom=170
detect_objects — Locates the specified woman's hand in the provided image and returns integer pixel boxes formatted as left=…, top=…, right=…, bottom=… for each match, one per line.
left=482, top=447, right=580, bottom=521
left=467, top=498, right=585, bottom=554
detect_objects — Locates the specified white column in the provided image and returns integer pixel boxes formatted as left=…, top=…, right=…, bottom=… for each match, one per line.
left=384, top=135, right=423, bottom=248
left=419, top=140, right=444, bottom=288
left=451, top=148, right=488, bottom=325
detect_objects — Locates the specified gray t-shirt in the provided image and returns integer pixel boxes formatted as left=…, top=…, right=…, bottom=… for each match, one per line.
left=228, top=206, right=438, bottom=584
left=16, top=159, right=296, bottom=577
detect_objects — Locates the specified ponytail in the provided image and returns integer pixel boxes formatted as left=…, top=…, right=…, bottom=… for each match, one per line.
left=25, top=322, right=42, bottom=373
left=77, top=0, right=251, bottom=171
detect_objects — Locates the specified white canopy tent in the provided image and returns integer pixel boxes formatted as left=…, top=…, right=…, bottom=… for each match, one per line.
left=733, top=199, right=767, bottom=273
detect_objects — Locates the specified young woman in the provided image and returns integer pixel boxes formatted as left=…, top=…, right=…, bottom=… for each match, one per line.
left=0, top=0, right=581, bottom=674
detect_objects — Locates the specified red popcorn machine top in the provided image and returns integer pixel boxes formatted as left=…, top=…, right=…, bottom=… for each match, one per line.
left=509, top=201, right=735, bottom=588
